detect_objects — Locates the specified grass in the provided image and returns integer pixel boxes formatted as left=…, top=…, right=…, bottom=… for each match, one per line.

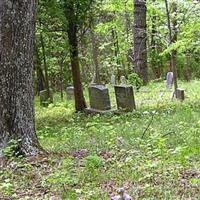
left=0, top=80, right=200, bottom=199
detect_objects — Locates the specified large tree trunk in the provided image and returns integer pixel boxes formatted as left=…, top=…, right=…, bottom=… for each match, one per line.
left=133, top=0, right=148, bottom=84
left=64, top=0, right=86, bottom=111
left=0, top=0, right=41, bottom=157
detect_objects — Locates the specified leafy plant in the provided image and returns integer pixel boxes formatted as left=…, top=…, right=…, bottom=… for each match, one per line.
left=85, top=154, right=103, bottom=171
left=128, top=73, right=143, bottom=91
left=3, top=139, right=21, bottom=158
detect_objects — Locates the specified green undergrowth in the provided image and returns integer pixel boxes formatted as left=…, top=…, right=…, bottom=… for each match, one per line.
left=0, top=81, right=200, bottom=199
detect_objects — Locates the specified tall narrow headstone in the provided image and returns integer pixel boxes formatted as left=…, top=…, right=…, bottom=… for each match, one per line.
left=114, top=85, right=136, bottom=112
left=40, top=89, right=53, bottom=107
left=166, top=72, right=173, bottom=89
left=66, top=86, right=74, bottom=100
left=88, top=85, right=111, bottom=111
left=111, top=74, right=116, bottom=86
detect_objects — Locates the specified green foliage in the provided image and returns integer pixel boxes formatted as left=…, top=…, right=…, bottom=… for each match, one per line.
left=35, top=0, right=200, bottom=91
left=2, top=81, right=200, bottom=199
left=85, top=154, right=103, bottom=171
left=47, top=157, right=78, bottom=187
left=3, top=139, right=21, bottom=158
left=128, top=73, right=143, bottom=91
left=0, top=179, right=14, bottom=196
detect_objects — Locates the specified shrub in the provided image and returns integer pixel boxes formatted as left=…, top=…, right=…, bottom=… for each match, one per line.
left=128, top=73, right=143, bottom=91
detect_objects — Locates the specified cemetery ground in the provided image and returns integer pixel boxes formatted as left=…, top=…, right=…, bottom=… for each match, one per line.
left=0, top=81, right=200, bottom=200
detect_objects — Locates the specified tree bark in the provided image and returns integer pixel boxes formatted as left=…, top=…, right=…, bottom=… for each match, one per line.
left=133, top=0, right=148, bottom=84
left=0, top=0, right=41, bottom=157
left=64, top=0, right=86, bottom=111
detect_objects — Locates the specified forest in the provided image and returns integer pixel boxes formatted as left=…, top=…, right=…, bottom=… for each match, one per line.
left=0, top=0, right=200, bottom=199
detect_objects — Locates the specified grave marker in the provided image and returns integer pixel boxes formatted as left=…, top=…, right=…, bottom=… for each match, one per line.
left=166, top=72, right=173, bottom=89
left=111, top=74, right=116, bottom=86
left=114, top=85, right=136, bottom=112
left=88, top=84, right=111, bottom=111
left=39, top=89, right=53, bottom=107
left=176, top=88, right=185, bottom=101
left=120, top=76, right=126, bottom=85
left=66, top=86, right=74, bottom=100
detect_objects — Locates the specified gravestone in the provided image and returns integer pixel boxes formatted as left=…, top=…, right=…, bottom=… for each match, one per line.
left=176, top=88, right=185, bottom=101
left=120, top=76, right=126, bottom=85
left=40, top=89, right=53, bottom=107
left=88, top=84, right=111, bottom=111
left=66, top=86, right=74, bottom=100
left=114, top=85, right=136, bottom=112
left=166, top=72, right=173, bottom=89
left=111, top=74, right=116, bottom=86
left=111, top=188, right=133, bottom=200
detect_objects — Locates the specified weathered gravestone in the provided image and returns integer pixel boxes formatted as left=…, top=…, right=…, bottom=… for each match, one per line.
left=66, top=86, right=74, bottom=100
left=40, top=89, right=53, bottom=107
left=120, top=75, right=126, bottom=85
left=176, top=88, right=185, bottom=101
left=88, top=85, right=111, bottom=111
left=166, top=72, right=173, bottom=89
left=111, top=188, right=133, bottom=200
left=111, top=74, right=116, bottom=86
left=114, top=85, right=136, bottom=112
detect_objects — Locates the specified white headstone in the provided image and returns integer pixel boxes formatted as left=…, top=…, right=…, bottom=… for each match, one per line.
left=120, top=76, right=126, bottom=85
left=166, top=72, right=173, bottom=89
left=66, top=86, right=74, bottom=100
left=111, top=74, right=116, bottom=86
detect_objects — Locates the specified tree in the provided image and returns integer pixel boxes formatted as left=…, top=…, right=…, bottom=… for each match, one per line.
left=34, top=0, right=199, bottom=88
left=63, top=0, right=88, bottom=111
left=0, top=1, right=41, bottom=157
left=35, top=45, right=46, bottom=94
left=164, top=0, right=178, bottom=95
left=133, top=0, right=148, bottom=84
left=39, top=18, right=51, bottom=98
